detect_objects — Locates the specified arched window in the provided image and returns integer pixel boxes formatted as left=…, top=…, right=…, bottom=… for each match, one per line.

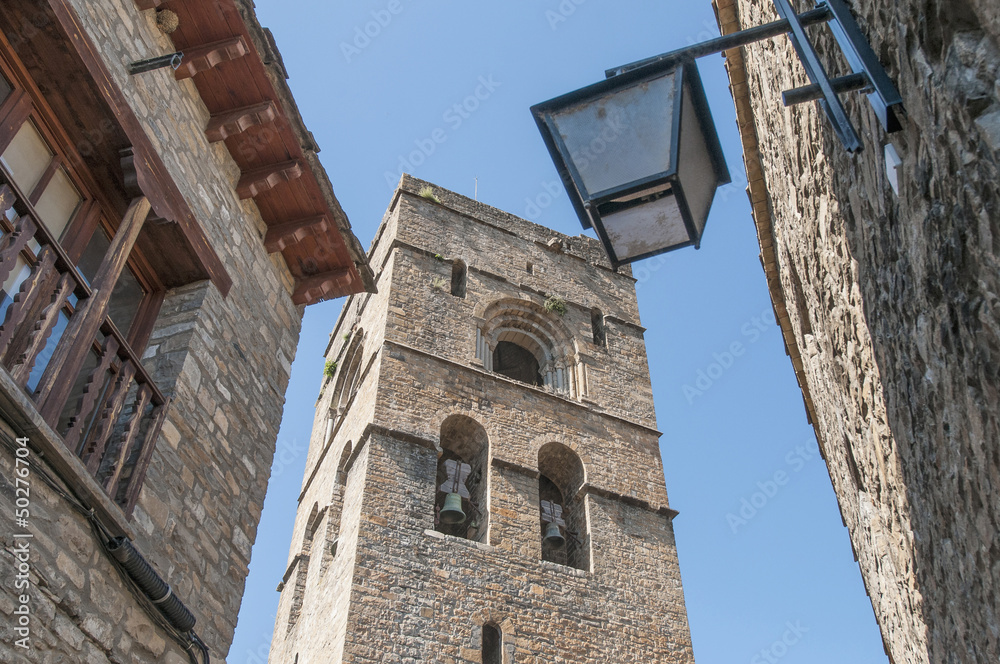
left=320, top=441, right=353, bottom=573
left=327, top=331, right=365, bottom=434
left=591, top=308, right=606, bottom=347
left=493, top=340, right=542, bottom=386
left=476, top=298, right=587, bottom=398
left=451, top=259, right=467, bottom=298
left=435, top=415, right=489, bottom=542
left=287, top=503, right=321, bottom=632
left=483, top=623, right=503, bottom=664
left=538, top=442, right=589, bottom=571
left=334, top=441, right=353, bottom=487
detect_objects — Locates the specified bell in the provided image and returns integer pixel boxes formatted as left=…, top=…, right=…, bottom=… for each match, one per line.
left=440, top=492, right=466, bottom=525
left=543, top=522, right=565, bottom=546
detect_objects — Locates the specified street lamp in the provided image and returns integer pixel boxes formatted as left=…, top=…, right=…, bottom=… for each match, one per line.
left=532, top=61, right=730, bottom=267
left=531, top=0, right=903, bottom=268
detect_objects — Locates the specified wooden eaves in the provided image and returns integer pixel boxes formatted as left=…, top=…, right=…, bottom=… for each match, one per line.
left=134, top=0, right=376, bottom=304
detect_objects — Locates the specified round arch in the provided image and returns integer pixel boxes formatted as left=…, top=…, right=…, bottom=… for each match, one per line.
left=475, top=298, right=586, bottom=397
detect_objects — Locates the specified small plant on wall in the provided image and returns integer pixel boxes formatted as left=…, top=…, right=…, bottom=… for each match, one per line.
left=419, top=186, right=441, bottom=203
left=324, top=360, right=337, bottom=379
left=544, top=295, right=567, bottom=316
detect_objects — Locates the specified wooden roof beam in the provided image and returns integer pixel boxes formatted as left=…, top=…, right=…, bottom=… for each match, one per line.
left=174, top=36, right=249, bottom=81
left=205, top=101, right=279, bottom=142
left=50, top=0, right=233, bottom=297
left=292, top=269, right=355, bottom=306
left=264, top=214, right=330, bottom=253
left=236, top=160, right=303, bottom=199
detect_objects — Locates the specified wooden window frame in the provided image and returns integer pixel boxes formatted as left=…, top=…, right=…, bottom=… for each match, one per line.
left=0, top=28, right=170, bottom=518
left=0, top=37, right=164, bottom=351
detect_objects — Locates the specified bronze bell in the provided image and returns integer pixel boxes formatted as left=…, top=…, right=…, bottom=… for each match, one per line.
left=440, top=492, right=467, bottom=525
left=543, top=521, right=565, bottom=546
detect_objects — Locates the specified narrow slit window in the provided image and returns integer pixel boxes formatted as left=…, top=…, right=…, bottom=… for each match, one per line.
left=591, top=308, right=606, bottom=347
left=483, top=623, right=502, bottom=664
left=451, top=260, right=467, bottom=298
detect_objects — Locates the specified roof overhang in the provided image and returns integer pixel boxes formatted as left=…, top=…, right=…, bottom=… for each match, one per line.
left=133, top=0, right=375, bottom=304
left=713, top=0, right=818, bottom=425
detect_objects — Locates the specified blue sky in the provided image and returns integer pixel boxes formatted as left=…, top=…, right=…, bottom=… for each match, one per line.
left=229, top=2, right=888, bottom=663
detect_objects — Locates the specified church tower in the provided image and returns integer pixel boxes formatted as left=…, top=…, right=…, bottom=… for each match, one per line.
left=269, top=175, right=696, bottom=663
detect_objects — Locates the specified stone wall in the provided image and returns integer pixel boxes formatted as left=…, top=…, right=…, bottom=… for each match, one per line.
left=718, top=1, right=1000, bottom=662
left=270, top=176, right=695, bottom=663
left=1, top=1, right=307, bottom=662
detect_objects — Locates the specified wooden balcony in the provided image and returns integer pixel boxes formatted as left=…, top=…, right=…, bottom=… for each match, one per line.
left=0, top=176, right=167, bottom=517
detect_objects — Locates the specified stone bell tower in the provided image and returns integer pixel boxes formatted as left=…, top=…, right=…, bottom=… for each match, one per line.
left=269, top=174, right=696, bottom=663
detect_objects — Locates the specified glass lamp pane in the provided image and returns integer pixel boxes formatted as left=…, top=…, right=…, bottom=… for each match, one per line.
left=550, top=70, right=679, bottom=197
left=34, top=167, right=82, bottom=241
left=601, top=194, right=690, bottom=263
left=677, top=82, right=718, bottom=240
left=0, top=121, right=54, bottom=194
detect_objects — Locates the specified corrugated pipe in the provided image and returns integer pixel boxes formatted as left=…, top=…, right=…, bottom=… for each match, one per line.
left=107, top=537, right=197, bottom=633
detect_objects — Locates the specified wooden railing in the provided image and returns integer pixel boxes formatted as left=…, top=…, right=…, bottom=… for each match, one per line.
left=0, top=177, right=167, bottom=516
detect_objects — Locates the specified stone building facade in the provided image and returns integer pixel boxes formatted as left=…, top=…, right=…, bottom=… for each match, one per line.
left=269, top=174, right=695, bottom=663
left=714, top=1, right=999, bottom=663
left=0, top=1, right=370, bottom=662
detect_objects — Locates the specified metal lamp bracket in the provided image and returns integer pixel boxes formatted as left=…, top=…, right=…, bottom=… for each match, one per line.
left=128, top=52, right=184, bottom=76
left=607, top=0, right=903, bottom=152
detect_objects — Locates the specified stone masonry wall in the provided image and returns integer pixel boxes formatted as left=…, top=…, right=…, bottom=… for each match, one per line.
left=387, top=181, right=656, bottom=429
left=270, top=177, right=695, bottom=663
left=1, top=1, right=305, bottom=662
left=340, top=432, right=692, bottom=664
left=269, top=201, right=395, bottom=664
left=722, top=1, right=1000, bottom=662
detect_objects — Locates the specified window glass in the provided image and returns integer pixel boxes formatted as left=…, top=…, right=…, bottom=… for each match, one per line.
left=34, top=167, right=81, bottom=240
left=76, top=227, right=146, bottom=335
left=27, top=307, right=70, bottom=393
left=0, top=256, right=31, bottom=322
left=0, top=120, right=53, bottom=194
left=108, top=265, right=144, bottom=335
left=0, top=73, right=11, bottom=103
left=76, top=226, right=109, bottom=285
